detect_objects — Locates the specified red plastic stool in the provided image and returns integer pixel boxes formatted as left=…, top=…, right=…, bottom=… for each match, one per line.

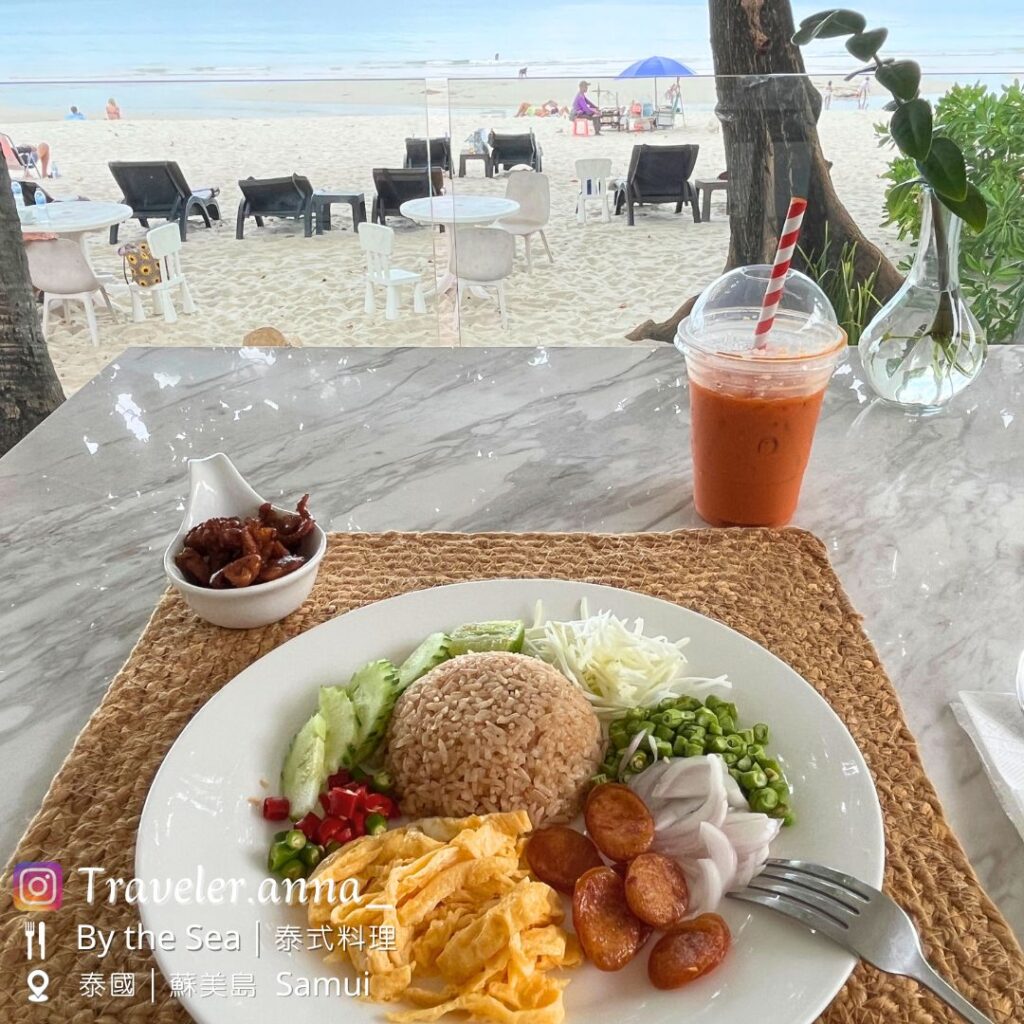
left=572, top=118, right=592, bottom=137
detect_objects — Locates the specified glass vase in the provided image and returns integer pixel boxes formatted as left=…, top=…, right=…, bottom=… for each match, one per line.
left=858, top=188, right=986, bottom=411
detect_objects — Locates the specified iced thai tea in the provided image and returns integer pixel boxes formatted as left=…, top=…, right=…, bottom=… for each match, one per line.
left=677, top=277, right=846, bottom=527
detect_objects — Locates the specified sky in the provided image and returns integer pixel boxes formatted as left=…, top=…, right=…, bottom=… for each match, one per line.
left=1, top=0, right=1022, bottom=79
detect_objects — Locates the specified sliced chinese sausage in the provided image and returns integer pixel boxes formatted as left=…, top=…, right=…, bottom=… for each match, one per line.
left=584, top=783, right=655, bottom=862
left=648, top=913, right=731, bottom=990
left=624, top=851, right=690, bottom=928
left=573, top=867, right=651, bottom=971
left=525, top=826, right=604, bottom=894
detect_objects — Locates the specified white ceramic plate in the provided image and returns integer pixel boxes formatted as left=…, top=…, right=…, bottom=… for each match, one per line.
left=137, top=579, right=884, bottom=1024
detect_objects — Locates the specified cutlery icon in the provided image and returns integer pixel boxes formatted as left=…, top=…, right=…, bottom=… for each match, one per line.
left=23, top=920, right=46, bottom=960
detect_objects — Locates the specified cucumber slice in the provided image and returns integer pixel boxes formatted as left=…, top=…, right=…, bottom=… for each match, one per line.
left=447, top=620, right=525, bottom=655
left=280, top=712, right=327, bottom=818
left=398, top=632, right=450, bottom=692
left=319, top=686, right=359, bottom=772
left=349, top=659, right=400, bottom=764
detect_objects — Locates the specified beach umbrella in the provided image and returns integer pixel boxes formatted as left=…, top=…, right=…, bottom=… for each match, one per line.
left=617, top=56, right=695, bottom=110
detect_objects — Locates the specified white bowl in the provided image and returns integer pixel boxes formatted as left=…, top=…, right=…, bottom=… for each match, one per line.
left=163, top=453, right=326, bottom=629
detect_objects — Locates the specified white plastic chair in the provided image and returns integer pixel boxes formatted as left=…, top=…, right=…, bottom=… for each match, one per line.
left=25, top=238, right=115, bottom=347
left=574, top=158, right=613, bottom=224
left=498, top=170, right=552, bottom=273
left=449, top=227, right=515, bottom=330
left=129, top=222, right=197, bottom=324
left=358, top=221, right=426, bottom=320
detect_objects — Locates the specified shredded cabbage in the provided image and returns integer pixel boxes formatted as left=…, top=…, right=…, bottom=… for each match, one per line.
left=523, top=599, right=730, bottom=720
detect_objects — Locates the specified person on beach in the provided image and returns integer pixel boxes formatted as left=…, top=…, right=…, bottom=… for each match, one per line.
left=65, top=105, right=85, bottom=120
left=823, top=81, right=833, bottom=110
left=106, top=97, right=121, bottom=120
left=857, top=78, right=869, bottom=110
left=1, top=133, right=52, bottom=178
left=571, top=81, right=601, bottom=134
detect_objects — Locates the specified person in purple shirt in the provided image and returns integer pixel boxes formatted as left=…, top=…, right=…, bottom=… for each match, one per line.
left=571, top=81, right=601, bottom=134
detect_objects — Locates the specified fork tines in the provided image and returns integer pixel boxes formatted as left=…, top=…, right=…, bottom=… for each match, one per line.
left=729, top=858, right=878, bottom=944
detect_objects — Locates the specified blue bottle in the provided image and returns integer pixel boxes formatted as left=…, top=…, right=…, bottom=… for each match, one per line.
left=10, top=179, right=23, bottom=206
left=34, top=186, right=48, bottom=219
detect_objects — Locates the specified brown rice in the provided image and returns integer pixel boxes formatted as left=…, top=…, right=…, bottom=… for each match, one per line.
left=385, top=651, right=603, bottom=826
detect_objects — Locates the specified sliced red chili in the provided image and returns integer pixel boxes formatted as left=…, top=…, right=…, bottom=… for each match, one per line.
left=296, top=812, right=321, bottom=840
left=363, top=792, right=398, bottom=818
left=327, top=787, right=361, bottom=819
left=317, top=816, right=351, bottom=846
left=262, top=797, right=290, bottom=821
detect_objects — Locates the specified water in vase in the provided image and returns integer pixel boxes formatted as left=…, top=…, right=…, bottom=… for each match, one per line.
left=858, top=190, right=986, bottom=410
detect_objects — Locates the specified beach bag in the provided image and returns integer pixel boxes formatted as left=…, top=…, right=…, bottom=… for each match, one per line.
left=118, top=241, right=162, bottom=288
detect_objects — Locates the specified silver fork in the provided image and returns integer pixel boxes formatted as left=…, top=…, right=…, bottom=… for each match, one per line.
left=729, top=858, right=994, bottom=1024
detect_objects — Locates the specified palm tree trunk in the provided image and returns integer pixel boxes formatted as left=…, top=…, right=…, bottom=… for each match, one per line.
left=0, top=159, right=64, bottom=455
left=628, top=0, right=903, bottom=342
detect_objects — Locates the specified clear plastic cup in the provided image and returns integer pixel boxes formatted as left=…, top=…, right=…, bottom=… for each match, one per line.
left=675, top=266, right=846, bottom=528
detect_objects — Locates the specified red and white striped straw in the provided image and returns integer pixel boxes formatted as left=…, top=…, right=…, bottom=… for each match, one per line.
left=753, top=196, right=808, bottom=348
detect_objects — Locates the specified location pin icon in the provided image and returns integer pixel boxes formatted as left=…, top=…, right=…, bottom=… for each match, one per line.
left=27, top=969, right=50, bottom=1003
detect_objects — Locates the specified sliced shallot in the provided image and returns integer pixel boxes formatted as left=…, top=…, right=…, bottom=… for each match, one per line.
left=627, top=755, right=780, bottom=917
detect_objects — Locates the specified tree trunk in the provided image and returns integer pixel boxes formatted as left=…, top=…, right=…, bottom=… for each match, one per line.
left=0, top=159, right=65, bottom=455
left=628, top=0, right=904, bottom=342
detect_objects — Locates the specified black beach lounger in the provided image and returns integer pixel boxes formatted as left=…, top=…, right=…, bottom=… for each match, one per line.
left=235, top=174, right=317, bottom=238
left=614, top=144, right=701, bottom=226
left=403, top=137, right=454, bottom=176
left=487, top=131, right=542, bottom=172
left=108, top=160, right=221, bottom=242
left=370, top=168, right=444, bottom=225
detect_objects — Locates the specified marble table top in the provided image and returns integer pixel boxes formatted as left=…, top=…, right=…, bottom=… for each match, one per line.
left=2, top=345, right=1022, bottom=939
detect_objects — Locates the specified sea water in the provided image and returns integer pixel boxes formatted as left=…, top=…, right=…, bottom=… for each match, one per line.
left=1, top=0, right=1020, bottom=120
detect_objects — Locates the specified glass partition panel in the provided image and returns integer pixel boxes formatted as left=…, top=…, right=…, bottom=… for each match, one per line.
left=5, top=66, right=1019, bottom=393
left=1, top=76, right=441, bottom=393
left=445, top=70, right=1021, bottom=348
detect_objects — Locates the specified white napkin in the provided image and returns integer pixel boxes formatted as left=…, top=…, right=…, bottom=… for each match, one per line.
left=950, top=691, right=1024, bottom=842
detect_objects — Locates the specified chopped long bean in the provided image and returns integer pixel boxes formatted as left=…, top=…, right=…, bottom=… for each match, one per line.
left=602, top=695, right=793, bottom=823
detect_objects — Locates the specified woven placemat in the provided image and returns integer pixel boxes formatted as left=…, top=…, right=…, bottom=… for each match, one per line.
left=2, top=529, right=1021, bottom=1023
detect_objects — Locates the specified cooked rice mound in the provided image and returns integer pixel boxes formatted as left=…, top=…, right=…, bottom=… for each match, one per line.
left=385, top=651, right=603, bottom=826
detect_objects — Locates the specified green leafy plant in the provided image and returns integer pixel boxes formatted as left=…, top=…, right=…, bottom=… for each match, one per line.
left=798, top=226, right=880, bottom=347
left=793, top=9, right=987, bottom=233
left=879, top=82, right=1024, bottom=343
left=794, top=9, right=993, bottom=364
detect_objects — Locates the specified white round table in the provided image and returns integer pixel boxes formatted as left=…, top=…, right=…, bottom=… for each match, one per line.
left=19, top=200, right=133, bottom=239
left=399, top=195, right=520, bottom=298
left=399, top=194, right=519, bottom=227
left=20, top=201, right=134, bottom=319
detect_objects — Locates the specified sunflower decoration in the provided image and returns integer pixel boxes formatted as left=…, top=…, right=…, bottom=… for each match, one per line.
left=118, top=242, right=163, bottom=288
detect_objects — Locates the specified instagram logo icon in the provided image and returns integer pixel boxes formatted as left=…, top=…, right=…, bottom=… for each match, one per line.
left=13, top=862, right=63, bottom=912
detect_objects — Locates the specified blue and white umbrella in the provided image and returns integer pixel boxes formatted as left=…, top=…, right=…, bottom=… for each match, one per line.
left=618, top=56, right=696, bottom=79
left=617, top=56, right=695, bottom=112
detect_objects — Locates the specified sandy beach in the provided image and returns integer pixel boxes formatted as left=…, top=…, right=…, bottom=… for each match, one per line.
left=9, top=98, right=904, bottom=394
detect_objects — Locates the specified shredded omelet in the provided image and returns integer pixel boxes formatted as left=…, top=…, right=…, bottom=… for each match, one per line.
left=307, top=811, right=580, bottom=1023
